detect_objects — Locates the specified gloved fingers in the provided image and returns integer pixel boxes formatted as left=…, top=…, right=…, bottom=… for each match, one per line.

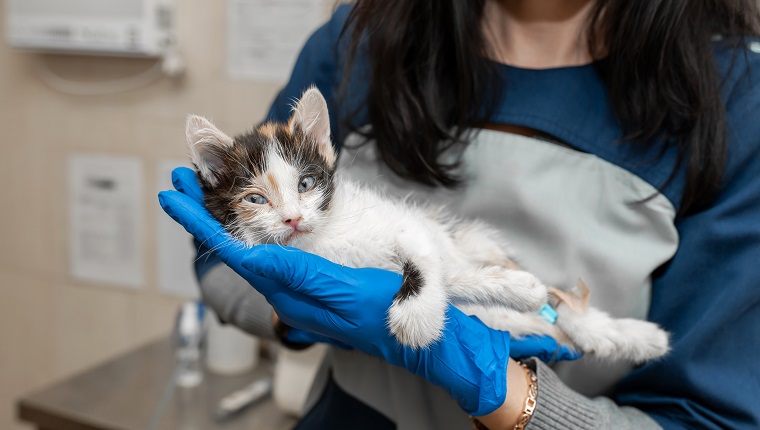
left=242, top=245, right=341, bottom=294
left=171, top=167, right=205, bottom=205
left=267, top=292, right=366, bottom=348
left=160, top=183, right=363, bottom=337
left=510, top=334, right=582, bottom=362
left=556, top=345, right=582, bottom=361
left=266, top=289, right=330, bottom=326
left=242, top=246, right=402, bottom=305
left=158, top=189, right=228, bottom=245
left=159, top=189, right=290, bottom=297
left=286, top=327, right=353, bottom=350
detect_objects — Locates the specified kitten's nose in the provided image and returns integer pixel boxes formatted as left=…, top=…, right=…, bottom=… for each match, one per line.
left=283, top=216, right=302, bottom=229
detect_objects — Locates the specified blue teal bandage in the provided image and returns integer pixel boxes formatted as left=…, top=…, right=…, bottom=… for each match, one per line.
left=537, top=303, right=558, bottom=324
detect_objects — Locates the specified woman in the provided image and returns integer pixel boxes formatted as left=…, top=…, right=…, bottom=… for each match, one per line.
left=161, top=1, right=760, bottom=428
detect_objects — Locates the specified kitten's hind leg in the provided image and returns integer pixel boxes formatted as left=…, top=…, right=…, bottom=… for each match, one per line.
left=552, top=282, right=670, bottom=363
left=448, top=265, right=548, bottom=312
left=387, top=230, right=449, bottom=349
left=448, top=220, right=521, bottom=269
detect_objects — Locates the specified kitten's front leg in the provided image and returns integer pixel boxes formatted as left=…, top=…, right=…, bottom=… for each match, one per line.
left=446, top=220, right=547, bottom=311
left=447, top=266, right=548, bottom=312
left=387, top=229, right=449, bottom=349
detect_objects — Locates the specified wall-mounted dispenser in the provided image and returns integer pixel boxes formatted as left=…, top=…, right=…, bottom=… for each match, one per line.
left=5, top=0, right=176, bottom=57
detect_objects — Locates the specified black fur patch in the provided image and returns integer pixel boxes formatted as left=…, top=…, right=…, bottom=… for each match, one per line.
left=395, top=260, right=423, bottom=301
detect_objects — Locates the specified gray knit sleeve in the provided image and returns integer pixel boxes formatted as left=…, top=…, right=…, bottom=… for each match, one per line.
left=199, top=263, right=278, bottom=340
left=524, top=359, right=662, bottom=430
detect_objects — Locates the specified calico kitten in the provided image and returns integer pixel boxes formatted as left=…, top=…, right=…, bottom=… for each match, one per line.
left=186, top=87, right=669, bottom=362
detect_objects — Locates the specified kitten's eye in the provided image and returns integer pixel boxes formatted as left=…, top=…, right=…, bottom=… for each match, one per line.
left=243, top=193, right=268, bottom=205
left=298, top=176, right=316, bottom=193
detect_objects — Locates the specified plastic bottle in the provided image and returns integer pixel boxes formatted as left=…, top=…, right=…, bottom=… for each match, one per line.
left=176, top=301, right=205, bottom=387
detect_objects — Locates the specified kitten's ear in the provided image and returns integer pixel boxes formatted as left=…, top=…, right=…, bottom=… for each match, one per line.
left=186, top=115, right=233, bottom=187
left=289, top=87, right=337, bottom=166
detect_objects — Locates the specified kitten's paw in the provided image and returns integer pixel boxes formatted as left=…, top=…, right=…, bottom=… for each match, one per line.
left=501, top=270, right=548, bottom=312
left=387, top=296, right=446, bottom=349
left=613, top=319, right=670, bottom=363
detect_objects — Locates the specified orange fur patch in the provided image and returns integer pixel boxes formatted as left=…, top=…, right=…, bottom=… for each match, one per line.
left=287, top=117, right=297, bottom=134
left=266, top=171, right=280, bottom=197
left=258, top=123, right=277, bottom=139
left=549, top=279, right=591, bottom=314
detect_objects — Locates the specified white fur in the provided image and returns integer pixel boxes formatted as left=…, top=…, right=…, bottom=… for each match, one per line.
left=387, top=225, right=450, bottom=348
left=287, top=179, right=552, bottom=349
left=553, top=305, right=670, bottom=363
left=294, top=170, right=669, bottom=358
left=456, top=300, right=670, bottom=363
left=188, top=89, right=672, bottom=359
left=388, top=292, right=448, bottom=349
left=448, top=266, right=547, bottom=312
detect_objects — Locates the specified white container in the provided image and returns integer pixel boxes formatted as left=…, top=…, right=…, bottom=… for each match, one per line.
left=273, top=344, right=327, bottom=417
left=205, top=309, right=259, bottom=374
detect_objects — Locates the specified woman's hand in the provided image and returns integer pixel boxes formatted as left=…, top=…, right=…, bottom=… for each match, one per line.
left=160, top=167, right=579, bottom=416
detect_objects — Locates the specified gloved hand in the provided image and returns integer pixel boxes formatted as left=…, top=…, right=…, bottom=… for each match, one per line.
left=160, top=167, right=579, bottom=416
left=194, top=238, right=352, bottom=350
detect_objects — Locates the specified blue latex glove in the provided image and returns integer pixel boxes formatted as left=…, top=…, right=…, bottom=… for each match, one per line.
left=160, top=167, right=579, bottom=416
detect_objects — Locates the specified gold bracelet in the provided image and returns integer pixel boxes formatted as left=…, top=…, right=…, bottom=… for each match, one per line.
left=468, top=361, right=538, bottom=430
left=514, top=362, right=538, bottom=430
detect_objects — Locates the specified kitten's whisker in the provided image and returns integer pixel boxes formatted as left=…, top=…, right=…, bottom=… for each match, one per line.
left=194, top=236, right=240, bottom=263
left=337, top=147, right=362, bottom=172
left=196, top=230, right=233, bottom=252
left=203, top=237, right=236, bottom=253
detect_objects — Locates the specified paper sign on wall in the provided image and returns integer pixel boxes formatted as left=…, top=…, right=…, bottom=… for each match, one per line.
left=68, top=154, right=144, bottom=289
left=227, top=0, right=325, bottom=81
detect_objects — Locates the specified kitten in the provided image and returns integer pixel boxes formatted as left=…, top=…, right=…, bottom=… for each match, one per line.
left=186, top=87, right=669, bottom=362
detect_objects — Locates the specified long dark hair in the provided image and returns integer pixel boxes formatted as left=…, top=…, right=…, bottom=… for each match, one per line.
left=340, top=0, right=760, bottom=216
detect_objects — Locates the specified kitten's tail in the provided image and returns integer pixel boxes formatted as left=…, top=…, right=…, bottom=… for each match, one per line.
left=552, top=280, right=670, bottom=363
